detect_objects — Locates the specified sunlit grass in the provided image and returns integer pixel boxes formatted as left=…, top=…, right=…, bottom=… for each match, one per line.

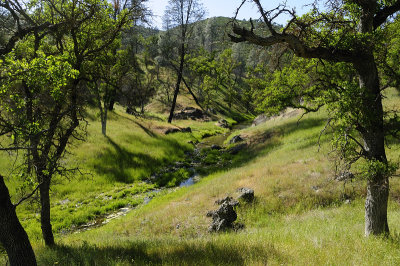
left=2, top=89, right=400, bottom=265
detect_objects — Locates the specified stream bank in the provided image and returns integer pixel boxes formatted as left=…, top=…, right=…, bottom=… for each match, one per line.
left=68, top=120, right=251, bottom=234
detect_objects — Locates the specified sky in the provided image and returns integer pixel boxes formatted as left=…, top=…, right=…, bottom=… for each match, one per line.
left=146, top=0, right=314, bottom=29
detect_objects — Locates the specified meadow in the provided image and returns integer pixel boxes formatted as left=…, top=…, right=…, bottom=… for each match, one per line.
left=2, top=89, right=400, bottom=265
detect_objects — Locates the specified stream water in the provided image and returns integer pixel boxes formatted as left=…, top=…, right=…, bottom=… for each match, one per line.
left=70, top=121, right=251, bottom=234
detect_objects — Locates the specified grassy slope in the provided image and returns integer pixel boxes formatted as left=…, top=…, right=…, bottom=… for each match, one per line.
left=29, top=88, right=400, bottom=265
left=2, top=94, right=230, bottom=242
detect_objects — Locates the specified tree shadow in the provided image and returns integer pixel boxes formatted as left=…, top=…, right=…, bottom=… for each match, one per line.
left=37, top=239, right=287, bottom=265
left=200, top=117, right=327, bottom=176
left=121, top=115, right=159, bottom=138
left=93, top=135, right=189, bottom=183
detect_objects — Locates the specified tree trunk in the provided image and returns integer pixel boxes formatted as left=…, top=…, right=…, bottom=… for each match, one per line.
left=355, top=55, right=390, bottom=236
left=168, top=43, right=185, bottom=123
left=101, top=105, right=108, bottom=136
left=0, top=176, right=37, bottom=266
left=39, top=178, right=55, bottom=246
left=108, top=88, right=116, bottom=111
left=365, top=177, right=389, bottom=235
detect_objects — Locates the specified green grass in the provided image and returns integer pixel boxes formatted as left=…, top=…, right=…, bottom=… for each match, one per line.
left=2, top=89, right=400, bottom=265
left=2, top=103, right=229, bottom=241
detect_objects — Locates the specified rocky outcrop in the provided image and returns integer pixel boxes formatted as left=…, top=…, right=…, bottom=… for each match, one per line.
left=174, top=107, right=206, bottom=120
left=206, top=197, right=239, bottom=232
left=206, top=188, right=255, bottom=233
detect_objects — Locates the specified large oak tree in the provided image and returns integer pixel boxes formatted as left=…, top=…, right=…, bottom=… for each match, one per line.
left=230, top=0, right=400, bottom=236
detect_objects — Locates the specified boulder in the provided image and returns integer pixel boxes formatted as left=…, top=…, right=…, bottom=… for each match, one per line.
left=228, top=143, right=247, bottom=155
left=237, top=187, right=254, bottom=202
left=216, top=119, right=229, bottom=128
left=229, top=135, right=243, bottom=144
left=211, top=144, right=222, bottom=150
left=207, top=200, right=238, bottom=232
left=252, top=114, right=268, bottom=127
left=175, top=107, right=205, bottom=120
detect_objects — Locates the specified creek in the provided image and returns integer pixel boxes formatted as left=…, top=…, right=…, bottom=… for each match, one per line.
left=69, top=121, right=251, bottom=234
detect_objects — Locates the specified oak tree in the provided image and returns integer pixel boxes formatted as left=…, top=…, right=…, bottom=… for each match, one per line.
left=230, top=0, right=400, bottom=236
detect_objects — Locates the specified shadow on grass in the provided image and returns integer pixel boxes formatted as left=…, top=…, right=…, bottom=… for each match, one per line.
left=213, top=101, right=250, bottom=123
left=38, top=240, right=286, bottom=265
left=200, top=117, right=327, bottom=176
left=122, top=116, right=158, bottom=138
left=93, top=135, right=190, bottom=183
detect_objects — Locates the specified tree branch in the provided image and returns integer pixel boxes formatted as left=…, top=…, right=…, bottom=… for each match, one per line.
left=13, top=182, right=42, bottom=207
left=373, top=0, right=400, bottom=29
left=229, top=24, right=354, bottom=62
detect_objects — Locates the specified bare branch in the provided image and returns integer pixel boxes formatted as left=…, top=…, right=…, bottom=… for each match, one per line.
left=13, top=182, right=42, bottom=207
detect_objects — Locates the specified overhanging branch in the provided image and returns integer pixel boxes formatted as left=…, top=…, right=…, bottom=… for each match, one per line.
left=374, top=0, right=400, bottom=29
left=229, top=24, right=354, bottom=63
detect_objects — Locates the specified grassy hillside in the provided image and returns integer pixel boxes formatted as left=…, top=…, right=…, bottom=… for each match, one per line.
left=8, top=88, right=396, bottom=265
left=2, top=95, right=235, bottom=240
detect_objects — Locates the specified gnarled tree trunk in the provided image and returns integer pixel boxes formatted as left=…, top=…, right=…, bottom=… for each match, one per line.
left=0, top=176, right=37, bottom=266
left=365, top=177, right=389, bottom=235
left=355, top=54, right=389, bottom=236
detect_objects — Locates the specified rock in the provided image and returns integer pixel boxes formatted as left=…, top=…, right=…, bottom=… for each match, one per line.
left=216, top=119, right=229, bottom=128
left=215, top=196, right=239, bottom=207
left=207, top=201, right=238, bottom=232
left=175, top=107, right=205, bottom=120
left=165, top=128, right=180, bottom=134
left=229, top=135, right=243, bottom=144
left=211, top=144, right=222, bottom=150
left=228, top=143, right=247, bottom=155
left=165, top=127, right=192, bottom=134
left=252, top=114, right=268, bottom=127
left=237, top=187, right=254, bottom=202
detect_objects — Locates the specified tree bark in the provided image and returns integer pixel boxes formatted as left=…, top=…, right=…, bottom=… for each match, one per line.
left=39, top=178, right=55, bottom=246
left=0, top=176, right=37, bottom=266
left=108, top=88, right=116, bottom=111
left=365, top=177, right=389, bottom=235
left=355, top=55, right=390, bottom=236
left=168, top=42, right=185, bottom=123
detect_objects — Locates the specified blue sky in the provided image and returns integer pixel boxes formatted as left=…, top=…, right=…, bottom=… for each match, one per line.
left=146, top=0, right=313, bottom=29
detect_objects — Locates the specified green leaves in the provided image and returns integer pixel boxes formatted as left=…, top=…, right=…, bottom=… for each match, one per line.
left=1, top=51, right=78, bottom=103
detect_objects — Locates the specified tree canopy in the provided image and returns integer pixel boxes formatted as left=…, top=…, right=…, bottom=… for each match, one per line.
left=230, top=0, right=400, bottom=236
